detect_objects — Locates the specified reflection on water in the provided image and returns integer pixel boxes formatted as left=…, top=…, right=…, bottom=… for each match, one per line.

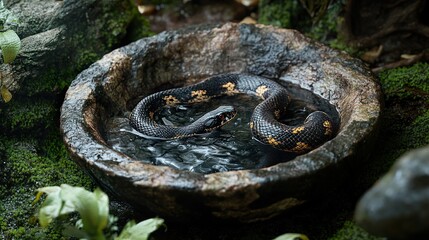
left=104, top=82, right=339, bottom=174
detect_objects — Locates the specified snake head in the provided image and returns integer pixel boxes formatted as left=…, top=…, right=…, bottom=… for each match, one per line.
left=202, top=105, right=237, bottom=131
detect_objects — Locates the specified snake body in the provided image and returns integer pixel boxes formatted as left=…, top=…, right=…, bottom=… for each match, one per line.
left=129, top=73, right=336, bottom=153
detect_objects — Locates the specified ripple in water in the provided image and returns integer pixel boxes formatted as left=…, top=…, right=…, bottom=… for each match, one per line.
left=103, top=83, right=339, bottom=174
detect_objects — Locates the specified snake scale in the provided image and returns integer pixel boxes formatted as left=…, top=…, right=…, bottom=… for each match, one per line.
left=129, top=73, right=336, bottom=153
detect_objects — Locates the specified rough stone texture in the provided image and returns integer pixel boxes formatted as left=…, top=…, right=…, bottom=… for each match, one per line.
left=1, top=0, right=137, bottom=94
left=0, top=0, right=145, bottom=135
left=61, top=23, right=382, bottom=221
left=355, top=147, right=429, bottom=239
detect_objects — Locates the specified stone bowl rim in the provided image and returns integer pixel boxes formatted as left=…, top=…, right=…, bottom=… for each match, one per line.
left=61, top=23, right=381, bottom=201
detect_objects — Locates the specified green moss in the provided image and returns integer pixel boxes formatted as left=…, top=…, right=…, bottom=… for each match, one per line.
left=379, top=62, right=429, bottom=100
left=258, top=0, right=359, bottom=55
left=306, top=1, right=343, bottom=42
left=305, top=1, right=359, bottom=55
left=0, top=132, right=93, bottom=239
left=328, top=221, right=382, bottom=240
left=258, top=0, right=301, bottom=28
left=125, top=14, right=154, bottom=42
left=0, top=97, right=57, bottom=132
left=402, top=110, right=429, bottom=149
left=100, top=1, right=137, bottom=49
left=24, top=70, right=75, bottom=96
left=76, top=50, right=101, bottom=71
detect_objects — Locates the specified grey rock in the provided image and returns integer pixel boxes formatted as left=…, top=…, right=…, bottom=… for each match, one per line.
left=61, top=23, right=382, bottom=221
left=0, top=0, right=140, bottom=134
left=2, top=0, right=137, bottom=94
left=355, top=147, right=429, bottom=239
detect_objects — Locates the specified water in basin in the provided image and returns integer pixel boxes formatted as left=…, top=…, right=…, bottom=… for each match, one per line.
left=103, top=81, right=339, bottom=174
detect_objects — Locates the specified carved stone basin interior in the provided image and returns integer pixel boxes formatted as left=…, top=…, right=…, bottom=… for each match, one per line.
left=61, top=23, right=381, bottom=221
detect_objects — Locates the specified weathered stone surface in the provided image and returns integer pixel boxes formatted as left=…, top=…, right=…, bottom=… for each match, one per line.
left=1, top=0, right=138, bottom=94
left=0, top=0, right=144, bottom=134
left=61, top=23, right=382, bottom=221
left=355, top=147, right=429, bottom=239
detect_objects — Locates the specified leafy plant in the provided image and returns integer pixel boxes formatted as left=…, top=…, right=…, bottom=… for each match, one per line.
left=0, top=0, right=21, bottom=102
left=273, top=233, right=310, bottom=240
left=34, top=184, right=164, bottom=240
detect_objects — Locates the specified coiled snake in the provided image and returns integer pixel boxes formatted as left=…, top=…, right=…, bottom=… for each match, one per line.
left=129, top=73, right=336, bottom=153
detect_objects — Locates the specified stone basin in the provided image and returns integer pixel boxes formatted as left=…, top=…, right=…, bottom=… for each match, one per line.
left=60, top=23, right=382, bottom=221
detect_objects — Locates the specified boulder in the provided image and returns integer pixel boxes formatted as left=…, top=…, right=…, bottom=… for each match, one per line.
left=0, top=0, right=144, bottom=132
left=355, top=147, right=429, bottom=239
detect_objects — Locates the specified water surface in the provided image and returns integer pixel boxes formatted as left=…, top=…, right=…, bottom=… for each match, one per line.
left=104, top=82, right=339, bottom=174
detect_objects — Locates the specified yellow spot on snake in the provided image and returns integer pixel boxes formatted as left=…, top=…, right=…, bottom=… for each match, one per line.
left=323, top=120, right=333, bottom=136
left=249, top=122, right=254, bottom=129
left=274, top=109, right=281, bottom=119
left=163, top=95, right=180, bottom=106
left=189, top=89, right=209, bottom=102
left=222, top=82, right=239, bottom=95
left=292, top=126, right=305, bottom=134
left=256, top=85, right=269, bottom=99
left=267, top=136, right=281, bottom=146
left=292, top=142, right=311, bottom=153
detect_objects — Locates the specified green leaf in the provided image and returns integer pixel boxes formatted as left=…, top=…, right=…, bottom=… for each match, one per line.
left=117, top=218, right=164, bottom=240
left=35, top=184, right=109, bottom=240
left=1, top=84, right=12, bottom=102
left=58, top=184, right=108, bottom=239
left=273, top=233, right=310, bottom=240
left=35, top=184, right=163, bottom=240
left=0, top=29, right=21, bottom=63
left=36, top=186, right=75, bottom=227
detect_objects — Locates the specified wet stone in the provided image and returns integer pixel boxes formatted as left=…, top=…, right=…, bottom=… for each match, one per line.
left=61, top=23, right=381, bottom=221
left=355, top=147, right=429, bottom=239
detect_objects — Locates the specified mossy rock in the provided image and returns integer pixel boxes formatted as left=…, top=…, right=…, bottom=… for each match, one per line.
left=0, top=1, right=152, bottom=238
left=0, top=0, right=152, bottom=133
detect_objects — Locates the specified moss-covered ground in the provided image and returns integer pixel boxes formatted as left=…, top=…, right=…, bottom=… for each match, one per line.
left=0, top=131, right=94, bottom=239
left=2, top=1, right=429, bottom=239
left=0, top=2, right=153, bottom=238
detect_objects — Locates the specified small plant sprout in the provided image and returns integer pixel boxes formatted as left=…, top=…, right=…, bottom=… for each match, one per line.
left=0, top=0, right=21, bottom=102
left=34, top=184, right=164, bottom=240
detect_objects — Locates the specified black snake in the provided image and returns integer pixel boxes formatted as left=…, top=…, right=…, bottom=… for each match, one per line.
left=129, top=73, right=336, bottom=153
